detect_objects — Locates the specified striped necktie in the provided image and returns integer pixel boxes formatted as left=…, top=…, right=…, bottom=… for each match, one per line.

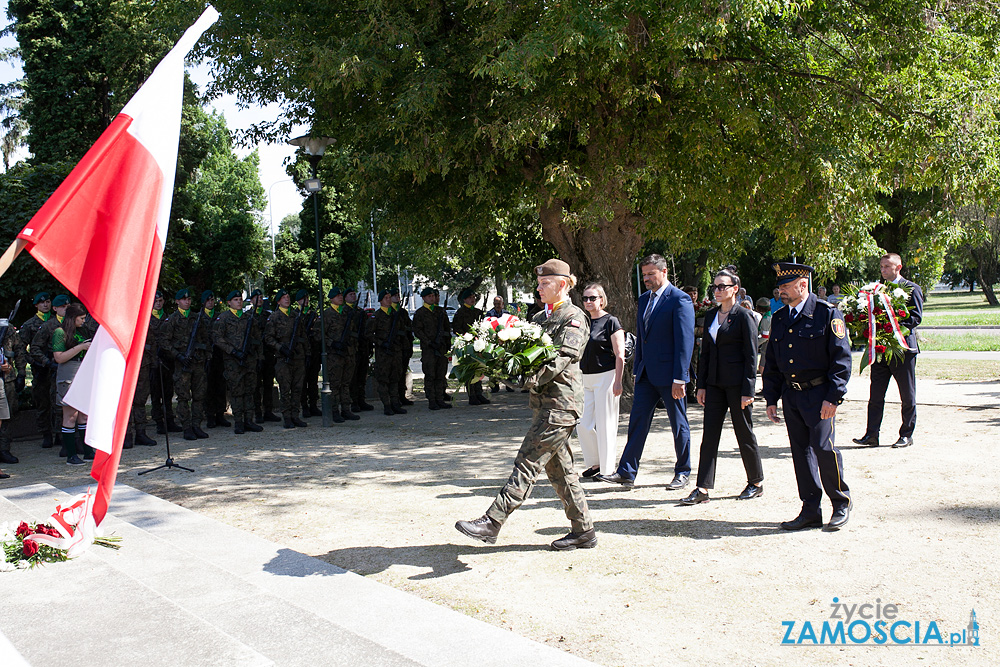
left=643, top=293, right=657, bottom=329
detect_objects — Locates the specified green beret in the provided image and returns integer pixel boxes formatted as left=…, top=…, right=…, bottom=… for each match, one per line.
left=420, top=287, right=437, bottom=297
left=274, top=289, right=288, bottom=303
left=328, top=286, right=344, bottom=299
left=33, top=292, right=50, bottom=305
left=175, top=288, right=191, bottom=300
left=344, top=286, right=357, bottom=295
left=201, top=290, right=215, bottom=303
left=378, top=289, right=391, bottom=301
left=250, top=288, right=263, bottom=298
left=154, top=290, right=163, bottom=299
left=459, top=287, right=475, bottom=301
left=226, top=290, right=242, bottom=302
left=52, top=295, right=71, bottom=307
left=294, top=289, right=308, bottom=302
left=389, top=287, right=400, bottom=296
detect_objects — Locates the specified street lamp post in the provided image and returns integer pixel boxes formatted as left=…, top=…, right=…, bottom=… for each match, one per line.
left=288, top=134, right=336, bottom=427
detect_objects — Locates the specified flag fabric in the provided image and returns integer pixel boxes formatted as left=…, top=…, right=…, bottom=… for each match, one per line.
left=15, top=7, right=220, bottom=525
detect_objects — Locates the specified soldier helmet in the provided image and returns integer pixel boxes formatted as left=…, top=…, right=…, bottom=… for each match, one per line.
left=175, top=288, right=191, bottom=300
left=419, top=286, right=437, bottom=297
left=328, top=287, right=344, bottom=299
left=33, top=292, right=50, bottom=305
left=293, top=288, right=308, bottom=302
left=225, top=290, right=242, bottom=302
left=52, top=295, right=71, bottom=307
left=772, top=262, right=814, bottom=286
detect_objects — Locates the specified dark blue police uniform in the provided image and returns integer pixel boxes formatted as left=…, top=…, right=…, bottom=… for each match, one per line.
left=763, top=290, right=853, bottom=522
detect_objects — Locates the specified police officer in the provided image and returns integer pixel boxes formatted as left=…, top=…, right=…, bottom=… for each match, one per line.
left=202, top=291, right=230, bottom=428
left=215, top=290, right=263, bottom=434
left=160, top=288, right=211, bottom=440
left=265, top=289, right=309, bottom=429
left=347, top=288, right=374, bottom=412
left=149, top=290, right=182, bottom=434
left=451, top=287, right=489, bottom=405
left=21, top=292, right=53, bottom=448
left=762, top=262, right=853, bottom=531
left=412, top=287, right=452, bottom=410
left=455, top=259, right=595, bottom=550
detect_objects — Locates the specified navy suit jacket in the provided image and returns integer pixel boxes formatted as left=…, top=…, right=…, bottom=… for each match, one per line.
left=895, top=277, right=923, bottom=353
left=633, top=283, right=695, bottom=387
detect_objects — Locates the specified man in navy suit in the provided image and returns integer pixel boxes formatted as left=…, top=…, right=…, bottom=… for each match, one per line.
left=853, top=253, right=924, bottom=449
left=599, top=254, right=695, bottom=491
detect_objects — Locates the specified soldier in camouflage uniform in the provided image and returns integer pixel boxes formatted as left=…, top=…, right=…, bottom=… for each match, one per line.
left=20, top=292, right=52, bottom=448
left=451, top=287, right=490, bottom=405
left=160, top=288, right=211, bottom=440
left=412, top=287, right=452, bottom=410
left=456, top=259, right=596, bottom=551
left=297, top=290, right=321, bottom=418
left=249, top=290, right=279, bottom=422
left=265, top=289, right=309, bottom=429
left=369, top=289, right=408, bottom=416
left=201, top=291, right=230, bottom=428
left=149, top=291, right=181, bottom=434
left=215, top=290, right=264, bottom=434
left=319, top=287, right=359, bottom=423
left=30, top=294, right=72, bottom=449
left=0, top=323, right=26, bottom=464
left=124, top=296, right=161, bottom=449
left=348, top=289, right=374, bottom=412
left=389, top=288, right=415, bottom=407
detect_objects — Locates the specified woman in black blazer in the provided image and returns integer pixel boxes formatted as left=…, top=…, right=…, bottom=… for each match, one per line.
left=682, top=268, right=764, bottom=504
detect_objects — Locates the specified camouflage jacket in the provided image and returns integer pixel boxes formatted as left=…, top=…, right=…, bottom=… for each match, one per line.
left=250, top=307, right=269, bottom=361
left=29, top=315, right=64, bottom=367
left=320, top=306, right=352, bottom=357
left=527, top=302, right=590, bottom=425
left=159, top=308, right=212, bottom=364
left=370, top=306, right=409, bottom=352
left=20, top=312, right=50, bottom=367
left=2, top=328, right=25, bottom=382
left=451, top=304, right=482, bottom=338
left=265, top=307, right=309, bottom=361
left=411, top=304, right=451, bottom=356
left=214, top=308, right=251, bottom=358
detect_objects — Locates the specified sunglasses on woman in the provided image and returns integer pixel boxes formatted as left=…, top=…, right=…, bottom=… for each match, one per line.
left=708, top=283, right=737, bottom=292
left=581, top=296, right=600, bottom=302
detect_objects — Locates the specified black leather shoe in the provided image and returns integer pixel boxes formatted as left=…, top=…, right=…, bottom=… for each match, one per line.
left=666, top=473, right=690, bottom=490
left=477, top=395, right=491, bottom=404
left=596, top=472, right=634, bottom=490
left=581, top=466, right=601, bottom=479
left=183, top=428, right=197, bottom=441
left=283, top=417, right=295, bottom=429
left=852, top=434, right=879, bottom=447
left=680, top=489, right=710, bottom=505
left=291, top=417, right=308, bottom=427
left=551, top=528, right=598, bottom=551
left=0, top=451, right=18, bottom=464
left=826, top=505, right=850, bottom=531
left=455, top=515, right=501, bottom=544
left=244, top=421, right=263, bottom=432
left=429, top=401, right=440, bottom=410
left=468, top=396, right=482, bottom=406
left=891, top=436, right=913, bottom=448
left=737, top=483, right=764, bottom=500
left=135, top=431, right=157, bottom=447
left=780, top=513, right=824, bottom=531
left=193, top=426, right=210, bottom=439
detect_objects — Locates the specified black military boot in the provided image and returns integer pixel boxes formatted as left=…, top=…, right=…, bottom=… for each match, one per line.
left=399, top=396, right=415, bottom=406
left=291, top=416, right=308, bottom=427
left=477, top=393, right=491, bottom=404
left=455, top=515, right=501, bottom=544
left=122, top=433, right=135, bottom=449
left=244, top=420, right=263, bottom=432
left=437, top=397, right=452, bottom=409
left=155, top=420, right=167, bottom=435
left=283, top=417, right=295, bottom=429
left=216, top=414, right=231, bottom=427
left=358, top=401, right=375, bottom=411
left=135, top=429, right=157, bottom=446
left=233, top=421, right=245, bottom=435
left=264, top=412, right=282, bottom=422
left=41, top=432, right=54, bottom=449
left=550, top=529, right=598, bottom=551
left=341, top=406, right=360, bottom=421
left=193, top=426, right=210, bottom=439
left=331, top=409, right=345, bottom=424
left=183, top=427, right=197, bottom=441
left=392, top=403, right=407, bottom=415
left=429, top=400, right=440, bottom=410
left=383, top=406, right=395, bottom=416
left=206, top=416, right=217, bottom=428
left=301, top=405, right=312, bottom=418
left=254, top=411, right=264, bottom=424
left=167, top=419, right=184, bottom=433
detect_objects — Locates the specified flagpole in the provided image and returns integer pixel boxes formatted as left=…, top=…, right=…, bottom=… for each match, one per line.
left=0, top=238, right=27, bottom=280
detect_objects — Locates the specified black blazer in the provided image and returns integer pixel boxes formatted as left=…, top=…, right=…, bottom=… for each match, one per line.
left=895, top=276, right=924, bottom=353
left=696, top=305, right=758, bottom=397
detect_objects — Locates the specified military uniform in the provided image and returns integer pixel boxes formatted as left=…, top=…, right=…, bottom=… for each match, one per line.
left=203, top=303, right=229, bottom=427
left=20, top=310, right=53, bottom=446
left=148, top=307, right=178, bottom=432
left=0, top=327, right=26, bottom=462
left=214, top=303, right=257, bottom=432
left=160, top=307, right=211, bottom=436
left=370, top=304, right=407, bottom=414
left=301, top=307, right=322, bottom=417
left=349, top=303, right=373, bottom=411
left=29, top=314, right=65, bottom=439
left=395, top=303, right=415, bottom=406
left=451, top=302, right=489, bottom=404
left=411, top=300, right=451, bottom=408
left=126, top=312, right=159, bottom=446
left=320, top=299, right=356, bottom=421
left=250, top=302, right=277, bottom=420
left=762, top=265, right=852, bottom=528
left=265, top=304, right=309, bottom=425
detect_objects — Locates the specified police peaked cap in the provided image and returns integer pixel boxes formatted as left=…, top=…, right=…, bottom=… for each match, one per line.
left=201, top=290, right=215, bottom=303
left=458, top=287, right=476, bottom=301
left=175, top=288, right=192, bottom=300
left=33, top=292, right=50, bottom=305
left=772, top=262, right=814, bottom=286
left=378, top=289, right=391, bottom=301
left=226, top=290, right=242, bottom=302
left=52, top=295, right=71, bottom=307
left=420, top=287, right=438, bottom=297
left=294, top=289, right=309, bottom=302
left=328, top=286, right=344, bottom=299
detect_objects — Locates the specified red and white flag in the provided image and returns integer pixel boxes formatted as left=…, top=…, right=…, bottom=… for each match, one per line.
left=15, top=7, right=219, bottom=526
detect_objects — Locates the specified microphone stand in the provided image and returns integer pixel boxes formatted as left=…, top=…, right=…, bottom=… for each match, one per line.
left=139, top=357, right=193, bottom=475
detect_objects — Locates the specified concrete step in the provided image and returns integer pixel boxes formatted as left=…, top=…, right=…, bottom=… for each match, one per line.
left=1, top=484, right=594, bottom=667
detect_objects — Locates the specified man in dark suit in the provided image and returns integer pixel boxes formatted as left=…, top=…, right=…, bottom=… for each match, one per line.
left=598, top=254, right=695, bottom=491
left=853, top=253, right=924, bottom=449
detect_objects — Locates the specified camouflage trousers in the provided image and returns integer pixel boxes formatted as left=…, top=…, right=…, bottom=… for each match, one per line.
left=30, top=364, right=53, bottom=435
left=173, top=362, right=208, bottom=428
left=206, top=350, right=227, bottom=418
left=420, top=351, right=448, bottom=402
left=486, top=410, right=593, bottom=533
left=374, top=345, right=401, bottom=408
left=350, top=346, right=371, bottom=406
left=275, top=357, right=305, bottom=418
left=129, top=361, right=154, bottom=431
left=327, top=351, right=354, bottom=409
left=255, top=353, right=276, bottom=415
left=0, top=378, right=19, bottom=453
left=302, top=352, right=321, bottom=411
left=224, top=357, right=255, bottom=423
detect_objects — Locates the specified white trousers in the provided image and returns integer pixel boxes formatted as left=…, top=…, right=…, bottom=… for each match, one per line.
left=577, top=369, right=621, bottom=475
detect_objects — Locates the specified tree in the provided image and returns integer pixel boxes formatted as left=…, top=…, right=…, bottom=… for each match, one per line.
left=946, top=204, right=1000, bottom=305
left=183, top=2, right=1000, bottom=324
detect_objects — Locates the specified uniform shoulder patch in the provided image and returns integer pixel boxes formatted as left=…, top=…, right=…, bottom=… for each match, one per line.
left=832, top=318, right=846, bottom=338
left=569, top=319, right=582, bottom=328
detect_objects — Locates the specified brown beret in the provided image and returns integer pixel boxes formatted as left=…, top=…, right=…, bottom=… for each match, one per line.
left=534, top=259, right=572, bottom=277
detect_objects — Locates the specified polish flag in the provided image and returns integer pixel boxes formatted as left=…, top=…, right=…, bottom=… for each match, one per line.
left=15, top=7, right=219, bottom=525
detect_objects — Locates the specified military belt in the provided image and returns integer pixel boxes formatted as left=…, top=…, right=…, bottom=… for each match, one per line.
left=787, top=376, right=826, bottom=391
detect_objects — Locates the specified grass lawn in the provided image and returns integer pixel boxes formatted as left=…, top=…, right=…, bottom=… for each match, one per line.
left=913, top=358, right=1000, bottom=382
left=921, top=311, right=1000, bottom=326
left=924, top=288, right=998, bottom=312
left=917, top=331, right=1000, bottom=351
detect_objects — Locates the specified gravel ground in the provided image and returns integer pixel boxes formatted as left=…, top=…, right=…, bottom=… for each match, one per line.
left=2, top=370, right=997, bottom=666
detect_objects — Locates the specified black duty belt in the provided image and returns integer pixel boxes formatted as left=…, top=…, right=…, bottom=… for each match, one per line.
left=787, top=376, right=826, bottom=391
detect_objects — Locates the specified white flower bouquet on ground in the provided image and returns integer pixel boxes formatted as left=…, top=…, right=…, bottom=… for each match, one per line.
left=450, top=313, right=556, bottom=386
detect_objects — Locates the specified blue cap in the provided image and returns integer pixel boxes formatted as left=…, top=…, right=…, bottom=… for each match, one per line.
left=772, top=262, right=813, bottom=286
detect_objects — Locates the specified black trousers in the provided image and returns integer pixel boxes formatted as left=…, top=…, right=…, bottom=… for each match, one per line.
left=782, top=385, right=850, bottom=513
left=866, top=352, right=917, bottom=438
left=695, top=384, right=764, bottom=490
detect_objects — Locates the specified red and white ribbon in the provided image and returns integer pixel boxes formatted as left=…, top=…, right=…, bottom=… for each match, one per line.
left=877, top=289, right=913, bottom=353
left=863, top=283, right=912, bottom=364
left=22, top=491, right=98, bottom=557
left=865, top=288, right=878, bottom=365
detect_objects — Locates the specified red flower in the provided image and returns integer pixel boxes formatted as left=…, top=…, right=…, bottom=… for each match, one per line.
left=897, top=309, right=906, bottom=318
left=15, top=522, right=32, bottom=538
left=875, top=345, right=887, bottom=353
left=22, top=539, right=39, bottom=557
left=844, top=313, right=854, bottom=323
left=874, top=308, right=884, bottom=314
left=882, top=323, right=893, bottom=332
left=859, top=312, right=868, bottom=321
